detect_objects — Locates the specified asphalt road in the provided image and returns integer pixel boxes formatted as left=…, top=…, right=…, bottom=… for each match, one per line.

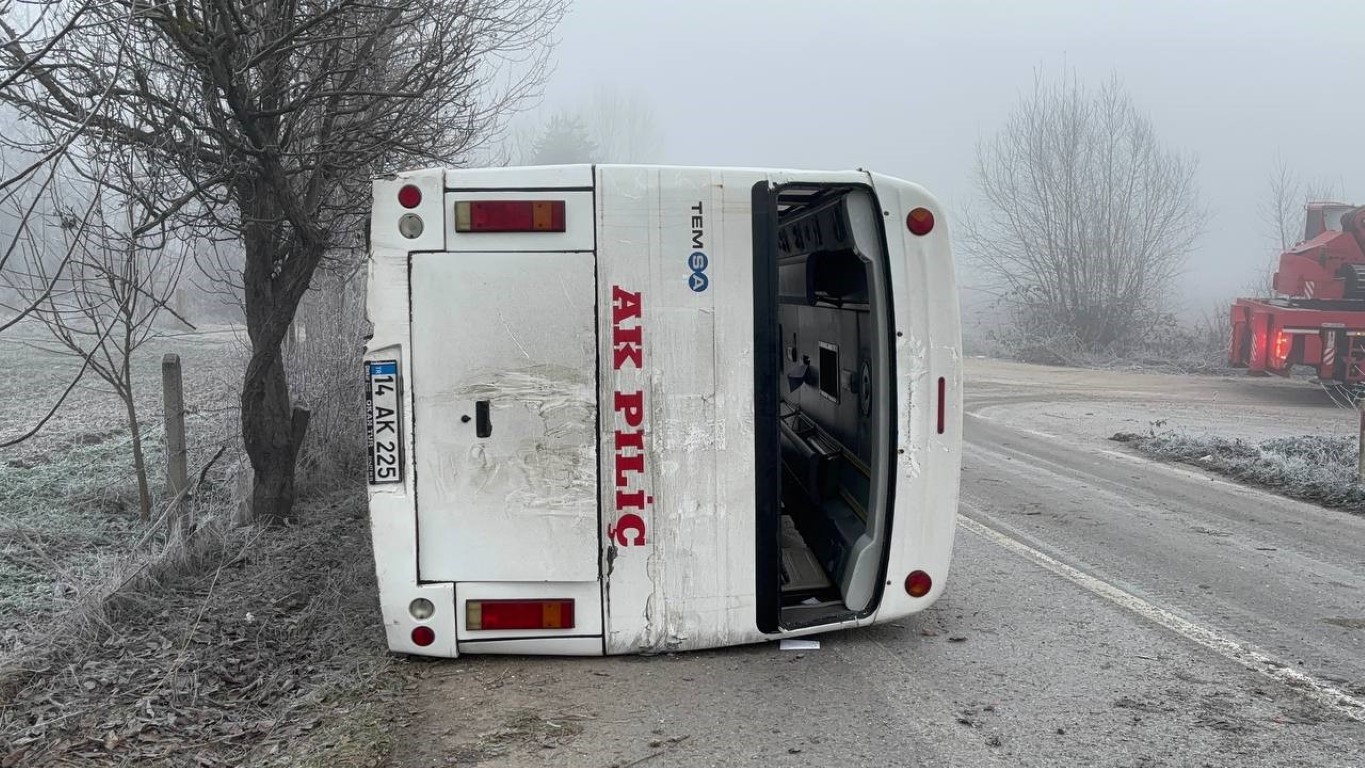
left=396, top=360, right=1365, bottom=768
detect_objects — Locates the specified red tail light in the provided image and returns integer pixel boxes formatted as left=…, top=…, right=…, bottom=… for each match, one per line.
left=1272, top=330, right=1290, bottom=366
left=397, top=184, right=422, bottom=209
left=906, top=207, right=935, bottom=236
left=466, top=599, right=575, bottom=631
left=411, top=625, right=435, bottom=647
left=905, top=570, right=933, bottom=597
left=454, top=200, right=566, bottom=233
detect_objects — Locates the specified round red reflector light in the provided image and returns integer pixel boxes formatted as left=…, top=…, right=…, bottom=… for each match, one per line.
left=397, top=184, right=422, bottom=209
left=411, top=625, right=435, bottom=647
left=905, top=570, right=933, bottom=598
left=906, top=207, right=934, bottom=236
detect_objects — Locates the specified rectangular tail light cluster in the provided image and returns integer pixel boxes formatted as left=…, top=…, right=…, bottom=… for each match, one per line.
left=465, top=599, right=575, bottom=631
left=454, top=200, right=566, bottom=233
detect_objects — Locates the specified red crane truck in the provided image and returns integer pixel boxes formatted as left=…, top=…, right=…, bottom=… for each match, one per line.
left=1229, top=202, right=1365, bottom=386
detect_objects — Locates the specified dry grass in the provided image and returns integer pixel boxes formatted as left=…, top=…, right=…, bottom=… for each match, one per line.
left=0, top=488, right=399, bottom=767
left=286, top=268, right=369, bottom=489
left=0, top=306, right=402, bottom=767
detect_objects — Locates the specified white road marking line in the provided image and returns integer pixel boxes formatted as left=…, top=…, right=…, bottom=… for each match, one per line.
left=957, top=513, right=1365, bottom=723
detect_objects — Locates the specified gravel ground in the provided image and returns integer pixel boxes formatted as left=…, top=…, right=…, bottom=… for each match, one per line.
left=6, top=354, right=1363, bottom=768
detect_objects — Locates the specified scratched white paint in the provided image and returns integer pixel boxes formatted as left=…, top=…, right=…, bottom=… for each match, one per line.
left=598, top=165, right=762, bottom=653
left=864, top=171, right=963, bottom=622
left=597, top=167, right=963, bottom=653
left=363, top=168, right=457, bottom=658
left=411, top=250, right=599, bottom=585
left=449, top=368, right=596, bottom=513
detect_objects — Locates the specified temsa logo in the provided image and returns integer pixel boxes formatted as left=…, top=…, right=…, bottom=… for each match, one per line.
left=608, top=285, right=650, bottom=547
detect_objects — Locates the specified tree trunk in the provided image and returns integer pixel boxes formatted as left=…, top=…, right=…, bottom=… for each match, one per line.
left=124, top=392, right=152, bottom=522
left=237, top=170, right=313, bottom=525
left=241, top=342, right=297, bottom=524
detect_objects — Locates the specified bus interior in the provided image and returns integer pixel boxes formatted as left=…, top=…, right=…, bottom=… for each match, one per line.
left=753, top=182, right=895, bottom=632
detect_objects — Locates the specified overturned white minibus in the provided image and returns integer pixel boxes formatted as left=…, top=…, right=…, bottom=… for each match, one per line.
left=364, top=165, right=961, bottom=656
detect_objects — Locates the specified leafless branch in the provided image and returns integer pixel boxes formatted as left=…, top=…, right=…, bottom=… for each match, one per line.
left=1, top=0, right=566, bottom=521
left=3, top=148, right=187, bottom=517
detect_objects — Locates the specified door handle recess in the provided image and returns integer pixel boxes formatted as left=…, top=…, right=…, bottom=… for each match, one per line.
left=475, top=400, right=491, bottom=438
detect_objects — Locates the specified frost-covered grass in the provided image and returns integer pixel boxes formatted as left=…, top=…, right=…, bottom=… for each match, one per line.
left=0, top=324, right=244, bottom=653
left=1114, top=431, right=1365, bottom=513
left=0, top=433, right=163, bottom=616
left=966, top=308, right=1235, bottom=376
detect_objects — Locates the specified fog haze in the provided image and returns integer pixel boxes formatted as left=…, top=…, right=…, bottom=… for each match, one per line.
left=538, top=0, right=1365, bottom=308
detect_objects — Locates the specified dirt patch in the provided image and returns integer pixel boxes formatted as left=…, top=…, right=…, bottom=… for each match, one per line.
left=1320, top=617, right=1365, bottom=630
left=394, top=661, right=600, bottom=768
left=0, top=489, right=405, bottom=767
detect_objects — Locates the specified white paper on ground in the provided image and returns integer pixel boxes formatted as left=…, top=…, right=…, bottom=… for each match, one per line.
left=779, top=638, right=821, bottom=651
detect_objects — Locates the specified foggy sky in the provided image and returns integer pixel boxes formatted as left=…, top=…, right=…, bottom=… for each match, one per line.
left=537, top=0, right=1364, bottom=310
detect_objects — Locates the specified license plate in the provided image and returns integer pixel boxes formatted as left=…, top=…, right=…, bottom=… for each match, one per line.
left=365, top=360, right=403, bottom=484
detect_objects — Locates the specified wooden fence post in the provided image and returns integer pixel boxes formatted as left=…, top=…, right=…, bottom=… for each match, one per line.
left=162, top=353, right=189, bottom=534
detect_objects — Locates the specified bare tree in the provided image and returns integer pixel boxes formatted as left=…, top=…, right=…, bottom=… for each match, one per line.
left=1264, top=155, right=1303, bottom=253
left=1, top=0, right=566, bottom=522
left=3, top=150, right=186, bottom=520
left=966, top=71, right=1205, bottom=349
left=1261, top=161, right=1342, bottom=251
left=0, top=1, right=140, bottom=445
left=582, top=85, right=663, bottom=163
left=1241, top=156, right=1302, bottom=297
left=284, top=257, right=368, bottom=485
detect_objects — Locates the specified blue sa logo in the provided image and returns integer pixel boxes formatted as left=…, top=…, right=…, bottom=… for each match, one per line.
left=688, top=251, right=709, bottom=292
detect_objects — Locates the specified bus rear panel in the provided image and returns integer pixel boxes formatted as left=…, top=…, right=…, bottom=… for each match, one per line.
left=364, top=164, right=961, bottom=657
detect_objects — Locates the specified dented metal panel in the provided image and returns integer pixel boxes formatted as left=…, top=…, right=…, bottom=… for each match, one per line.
left=411, top=250, right=598, bottom=583
left=597, top=166, right=772, bottom=654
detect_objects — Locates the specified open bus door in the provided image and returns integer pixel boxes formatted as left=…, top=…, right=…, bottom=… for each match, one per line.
left=751, top=181, right=900, bottom=633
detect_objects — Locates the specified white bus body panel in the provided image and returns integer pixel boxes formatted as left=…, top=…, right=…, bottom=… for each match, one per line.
left=410, top=250, right=598, bottom=583
left=597, top=166, right=765, bottom=654
left=595, top=167, right=934, bottom=654
left=867, top=172, right=963, bottom=622
left=365, top=167, right=457, bottom=655
left=364, top=164, right=962, bottom=657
